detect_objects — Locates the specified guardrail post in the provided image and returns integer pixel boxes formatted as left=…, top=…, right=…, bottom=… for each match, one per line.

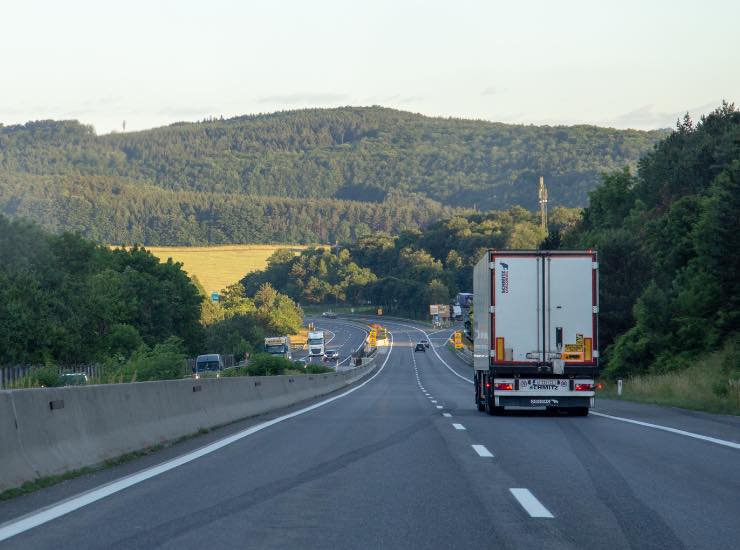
left=617, top=379, right=623, bottom=396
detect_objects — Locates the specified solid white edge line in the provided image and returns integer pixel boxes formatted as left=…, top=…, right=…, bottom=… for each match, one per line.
left=0, top=329, right=396, bottom=542
left=472, top=444, right=494, bottom=458
left=509, top=488, right=554, bottom=518
left=590, top=411, right=740, bottom=450
left=452, top=423, right=466, bottom=430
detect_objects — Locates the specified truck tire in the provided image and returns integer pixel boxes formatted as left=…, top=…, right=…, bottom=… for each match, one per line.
left=485, top=398, right=503, bottom=416
left=571, top=407, right=589, bottom=416
left=477, top=400, right=486, bottom=412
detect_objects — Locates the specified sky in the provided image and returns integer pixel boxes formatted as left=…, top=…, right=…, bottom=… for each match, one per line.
left=0, top=0, right=738, bottom=134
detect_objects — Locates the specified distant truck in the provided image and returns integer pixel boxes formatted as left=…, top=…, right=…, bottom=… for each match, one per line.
left=289, top=327, right=309, bottom=349
left=307, top=330, right=326, bottom=357
left=264, top=336, right=292, bottom=360
left=452, top=304, right=463, bottom=321
left=473, top=250, right=599, bottom=416
left=456, top=292, right=474, bottom=308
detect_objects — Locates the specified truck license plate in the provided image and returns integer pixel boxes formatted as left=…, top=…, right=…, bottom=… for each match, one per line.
left=520, top=379, right=569, bottom=391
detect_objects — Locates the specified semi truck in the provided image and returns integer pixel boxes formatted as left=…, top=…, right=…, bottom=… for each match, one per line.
left=473, top=250, right=599, bottom=416
left=264, top=336, right=292, bottom=360
left=452, top=304, right=463, bottom=321
left=307, top=330, right=326, bottom=357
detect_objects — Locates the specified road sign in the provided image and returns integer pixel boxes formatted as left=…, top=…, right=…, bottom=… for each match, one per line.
left=377, top=307, right=383, bottom=316
left=210, top=291, right=220, bottom=302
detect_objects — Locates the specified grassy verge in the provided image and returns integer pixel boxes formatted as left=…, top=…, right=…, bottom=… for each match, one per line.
left=0, top=429, right=210, bottom=501
left=600, top=352, right=740, bottom=416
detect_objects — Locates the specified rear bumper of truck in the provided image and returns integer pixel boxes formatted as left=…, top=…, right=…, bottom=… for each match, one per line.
left=495, top=394, right=594, bottom=409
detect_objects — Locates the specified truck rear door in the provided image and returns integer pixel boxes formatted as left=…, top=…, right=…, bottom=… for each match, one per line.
left=492, top=254, right=541, bottom=364
left=545, top=255, right=597, bottom=366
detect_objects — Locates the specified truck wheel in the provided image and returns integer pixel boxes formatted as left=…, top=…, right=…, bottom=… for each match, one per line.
left=571, top=407, right=589, bottom=416
left=477, top=399, right=485, bottom=412
left=485, top=398, right=502, bottom=416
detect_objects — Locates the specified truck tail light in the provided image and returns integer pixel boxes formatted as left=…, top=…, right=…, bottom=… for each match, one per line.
left=494, top=383, right=513, bottom=390
left=584, top=338, right=593, bottom=361
left=485, top=382, right=491, bottom=389
left=575, top=383, right=593, bottom=391
left=496, top=337, right=505, bottom=361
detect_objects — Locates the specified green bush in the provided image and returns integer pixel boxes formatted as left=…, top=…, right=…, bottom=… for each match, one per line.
left=244, top=353, right=291, bottom=376
left=304, top=363, right=333, bottom=374
left=118, top=337, right=187, bottom=381
left=104, top=324, right=144, bottom=361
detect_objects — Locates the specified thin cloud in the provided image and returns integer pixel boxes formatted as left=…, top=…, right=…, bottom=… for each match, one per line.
left=606, top=100, right=723, bottom=129
left=481, top=86, right=500, bottom=96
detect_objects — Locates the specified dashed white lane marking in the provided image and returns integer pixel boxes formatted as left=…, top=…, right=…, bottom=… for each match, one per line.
left=436, top=405, right=443, bottom=409
left=443, top=413, right=452, bottom=417
left=472, top=444, right=494, bottom=458
left=590, top=411, right=740, bottom=450
left=509, top=488, right=554, bottom=518
left=431, top=400, right=437, bottom=403
left=452, top=423, right=466, bottom=430
left=0, top=328, right=395, bottom=543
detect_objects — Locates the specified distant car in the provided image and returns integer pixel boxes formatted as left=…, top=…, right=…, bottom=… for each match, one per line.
left=60, top=372, right=88, bottom=386
left=414, top=343, right=426, bottom=352
left=420, top=339, right=430, bottom=349
left=322, top=311, right=337, bottom=319
left=323, top=349, right=339, bottom=362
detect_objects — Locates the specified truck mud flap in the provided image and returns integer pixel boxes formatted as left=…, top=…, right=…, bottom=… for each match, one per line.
left=498, top=396, right=591, bottom=409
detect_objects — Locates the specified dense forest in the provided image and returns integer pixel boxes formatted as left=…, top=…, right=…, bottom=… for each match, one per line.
left=562, top=102, right=740, bottom=379
left=241, top=206, right=580, bottom=316
left=0, top=107, right=664, bottom=244
left=0, top=172, right=454, bottom=245
left=0, top=215, right=303, bottom=375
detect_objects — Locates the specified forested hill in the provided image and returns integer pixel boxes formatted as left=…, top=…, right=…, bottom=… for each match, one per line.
left=1, top=107, right=665, bottom=207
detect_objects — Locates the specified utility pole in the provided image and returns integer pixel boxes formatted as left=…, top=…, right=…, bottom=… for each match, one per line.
left=538, top=176, right=548, bottom=233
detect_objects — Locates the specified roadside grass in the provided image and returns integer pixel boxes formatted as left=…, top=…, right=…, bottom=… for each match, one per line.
left=141, top=244, right=312, bottom=294
left=601, top=349, right=740, bottom=416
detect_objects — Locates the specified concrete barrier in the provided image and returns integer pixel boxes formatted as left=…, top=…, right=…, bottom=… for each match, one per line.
left=0, top=364, right=374, bottom=492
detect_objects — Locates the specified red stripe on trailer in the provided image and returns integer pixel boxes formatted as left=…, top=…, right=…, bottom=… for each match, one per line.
left=591, top=253, right=598, bottom=354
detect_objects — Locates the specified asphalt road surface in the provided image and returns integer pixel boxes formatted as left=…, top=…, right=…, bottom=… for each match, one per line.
left=1, top=317, right=738, bottom=549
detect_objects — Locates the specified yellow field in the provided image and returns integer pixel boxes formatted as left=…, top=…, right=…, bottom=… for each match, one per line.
left=144, top=245, right=309, bottom=293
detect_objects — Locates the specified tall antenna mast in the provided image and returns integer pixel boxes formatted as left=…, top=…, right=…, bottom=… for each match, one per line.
left=538, top=176, right=548, bottom=232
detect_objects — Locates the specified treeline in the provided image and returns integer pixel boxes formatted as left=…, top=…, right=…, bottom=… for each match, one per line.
left=0, top=215, right=304, bottom=375
left=560, top=102, right=740, bottom=378
left=0, top=172, right=454, bottom=245
left=0, top=215, right=203, bottom=365
left=241, top=206, right=580, bottom=316
left=0, top=107, right=664, bottom=222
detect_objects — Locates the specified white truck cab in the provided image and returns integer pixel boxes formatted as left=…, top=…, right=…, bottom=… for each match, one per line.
left=307, top=331, right=325, bottom=357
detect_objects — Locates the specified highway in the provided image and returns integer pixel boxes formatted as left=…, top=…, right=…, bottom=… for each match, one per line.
left=1, top=317, right=739, bottom=549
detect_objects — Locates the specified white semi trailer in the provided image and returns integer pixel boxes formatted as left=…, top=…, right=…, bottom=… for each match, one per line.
left=307, top=330, right=326, bottom=357
left=473, top=250, right=599, bottom=416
